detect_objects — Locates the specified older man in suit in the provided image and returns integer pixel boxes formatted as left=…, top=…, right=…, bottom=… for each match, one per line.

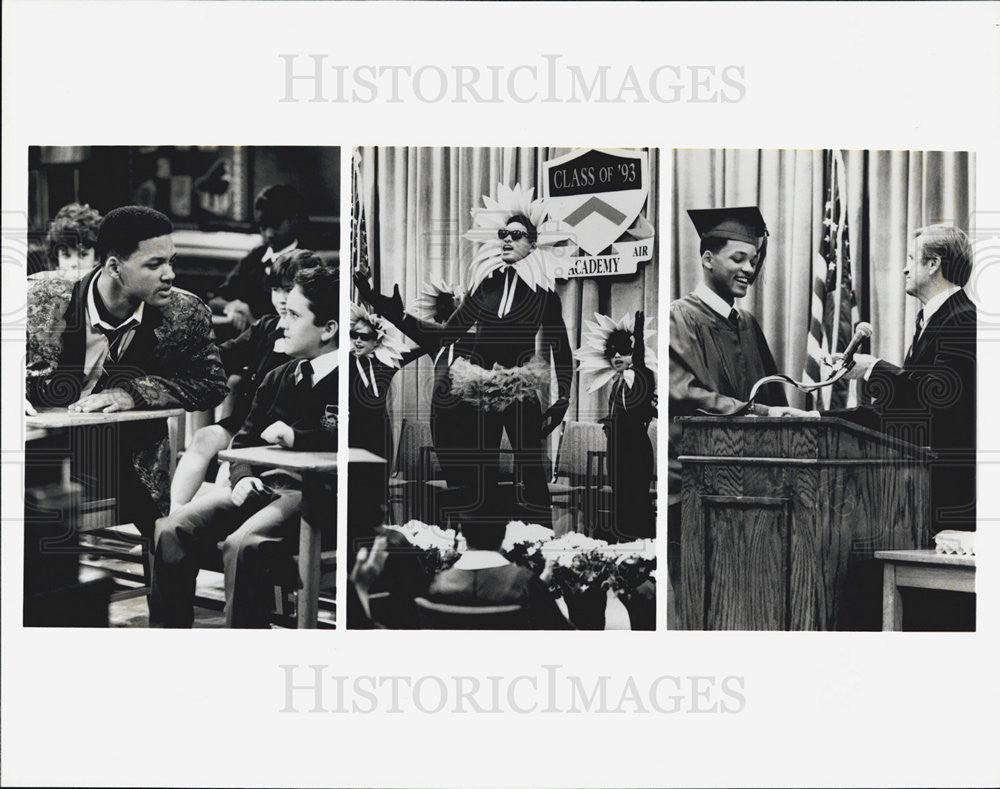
left=838, top=224, right=977, bottom=535
left=26, top=205, right=229, bottom=538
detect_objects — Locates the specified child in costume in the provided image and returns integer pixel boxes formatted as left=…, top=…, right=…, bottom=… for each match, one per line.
left=576, top=310, right=657, bottom=540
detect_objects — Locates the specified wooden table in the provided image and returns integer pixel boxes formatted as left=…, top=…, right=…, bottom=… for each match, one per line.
left=217, top=446, right=386, bottom=628
left=26, top=407, right=187, bottom=474
left=874, top=549, right=976, bottom=631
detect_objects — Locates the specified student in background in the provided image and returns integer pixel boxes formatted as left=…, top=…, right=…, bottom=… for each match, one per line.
left=151, top=265, right=339, bottom=628
left=211, top=184, right=304, bottom=332
left=29, top=203, right=103, bottom=280
left=169, top=249, right=325, bottom=511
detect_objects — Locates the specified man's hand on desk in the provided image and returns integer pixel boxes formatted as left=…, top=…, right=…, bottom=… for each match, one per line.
left=231, top=476, right=267, bottom=506
left=767, top=405, right=821, bottom=418
left=69, top=389, right=135, bottom=413
left=261, top=420, right=295, bottom=448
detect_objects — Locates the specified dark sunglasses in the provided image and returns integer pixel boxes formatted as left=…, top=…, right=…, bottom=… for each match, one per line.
left=350, top=331, right=376, bottom=341
left=497, top=228, right=532, bottom=242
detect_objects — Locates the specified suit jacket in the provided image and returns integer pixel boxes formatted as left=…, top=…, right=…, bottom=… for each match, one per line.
left=26, top=267, right=229, bottom=515
left=216, top=313, right=289, bottom=433
left=229, top=357, right=339, bottom=487
left=867, top=289, right=977, bottom=531
left=213, top=244, right=277, bottom=319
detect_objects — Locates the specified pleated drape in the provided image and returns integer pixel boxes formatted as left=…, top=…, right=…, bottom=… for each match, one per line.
left=671, top=149, right=973, bottom=404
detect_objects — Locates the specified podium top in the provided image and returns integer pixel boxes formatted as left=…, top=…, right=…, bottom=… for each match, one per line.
left=674, top=415, right=934, bottom=461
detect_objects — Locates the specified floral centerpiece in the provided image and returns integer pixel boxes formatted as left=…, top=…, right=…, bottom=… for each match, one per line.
left=540, top=532, right=615, bottom=630
left=383, top=520, right=464, bottom=574
left=500, top=520, right=554, bottom=575
left=601, top=539, right=656, bottom=630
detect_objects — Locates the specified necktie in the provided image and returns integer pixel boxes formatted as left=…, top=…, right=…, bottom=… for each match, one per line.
left=904, top=309, right=924, bottom=365
left=498, top=267, right=517, bottom=318
left=101, top=319, right=138, bottom=364
left=728, top=308, right=740, bottom=328
left=297, top=359, right=314, bottom=389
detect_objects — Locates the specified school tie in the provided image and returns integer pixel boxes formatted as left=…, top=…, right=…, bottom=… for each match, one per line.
left=728, top=308, right=740, bottom=328
left=296, top=359, right=314, bottom=389
left=903, top=309, right=924, bottom=365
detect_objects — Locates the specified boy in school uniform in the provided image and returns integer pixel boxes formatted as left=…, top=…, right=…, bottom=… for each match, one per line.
left=168, top=249, right=325, bottom=510
left=150, top=265, right=339, bottom=628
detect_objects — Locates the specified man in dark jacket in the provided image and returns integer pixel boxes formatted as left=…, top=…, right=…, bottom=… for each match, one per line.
left=26, top=206, right=229, bottom=534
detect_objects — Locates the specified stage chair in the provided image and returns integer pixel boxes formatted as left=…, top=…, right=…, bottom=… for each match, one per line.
left=549, top=420, right=604, bottom=533
left=412, top=597, right=528, bottom=630
left=388, top=419, right=434, bottom=524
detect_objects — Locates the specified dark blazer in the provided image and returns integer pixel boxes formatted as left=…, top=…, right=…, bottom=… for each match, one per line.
left=213, top=244, right=278, bottom=319
left=867, top=289, right=977, bottom=531
left=400, top=269, right=574, bottom=400
left=229, top=357, right=339, bottom=487
left=217, top=313, right=289, bottom=433
left=26, top=268, right=229, bottom=515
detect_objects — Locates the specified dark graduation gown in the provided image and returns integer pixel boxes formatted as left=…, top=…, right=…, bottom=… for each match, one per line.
left=668, top=293, right=787, bottom=504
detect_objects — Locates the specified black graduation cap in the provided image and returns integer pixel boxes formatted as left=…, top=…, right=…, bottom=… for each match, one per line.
left=687, top=206, right=769, bottom=284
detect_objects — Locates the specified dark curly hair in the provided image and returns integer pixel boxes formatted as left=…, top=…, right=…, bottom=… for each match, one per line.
left=294, top=264, right=339, bottom=327
left=45, top=203, right=102, bottom=265
left=268, top=248, right=325, bottom=289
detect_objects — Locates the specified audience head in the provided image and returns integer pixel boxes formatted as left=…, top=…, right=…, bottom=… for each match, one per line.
left=460, top=518, right=507, bottom=552
left=254, top=184, right=303, bottom=251
left=46, top=203, right=102, bottom=272
left=908, top=224, right=973, bottom=298
left=280, top=264, right=339, bottom=358
left=96, top=206, right=176, bottom=308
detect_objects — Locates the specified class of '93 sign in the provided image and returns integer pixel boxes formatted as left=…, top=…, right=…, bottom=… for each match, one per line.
left=543, top=148, right=654, bottom=279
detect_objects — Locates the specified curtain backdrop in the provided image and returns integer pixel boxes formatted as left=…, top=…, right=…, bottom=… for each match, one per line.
left=671, top=149, right=974, bottom=406
left=354, top=146, right=660, bottom=454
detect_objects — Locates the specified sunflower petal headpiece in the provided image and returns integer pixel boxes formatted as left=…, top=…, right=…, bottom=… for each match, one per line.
left=350, top=302, right=410, bottom=368
left=463, top=183, right=573, bottom=293
left=409, top=278, right=465, bottom=325
left=574, top=312, right=657, bottom=393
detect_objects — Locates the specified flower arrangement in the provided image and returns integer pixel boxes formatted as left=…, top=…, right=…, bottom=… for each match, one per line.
left=383, top=520, right=464, bottom=573
left=602, top=539, right=657, bottom=601
left=500, top=520, right=554, bottom=575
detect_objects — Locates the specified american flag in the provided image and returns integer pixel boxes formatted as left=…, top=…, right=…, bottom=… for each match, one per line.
left=803, top=150, right=862, bottom=409
left=351, top=150, right=369, bottom=281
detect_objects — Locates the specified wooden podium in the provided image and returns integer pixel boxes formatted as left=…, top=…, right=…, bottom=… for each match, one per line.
left=675, top=416, right=932, bottom=630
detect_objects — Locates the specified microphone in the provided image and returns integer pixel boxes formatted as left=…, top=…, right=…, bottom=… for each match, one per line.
left=838, top=322, right=873, bottom=366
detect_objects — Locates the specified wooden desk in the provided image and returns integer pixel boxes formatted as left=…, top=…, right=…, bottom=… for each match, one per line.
left=27, top=407, right=187, bottom=474
left=219, top=446, right=337, bottom=629
left=874, top=549, right=976, bottom=631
